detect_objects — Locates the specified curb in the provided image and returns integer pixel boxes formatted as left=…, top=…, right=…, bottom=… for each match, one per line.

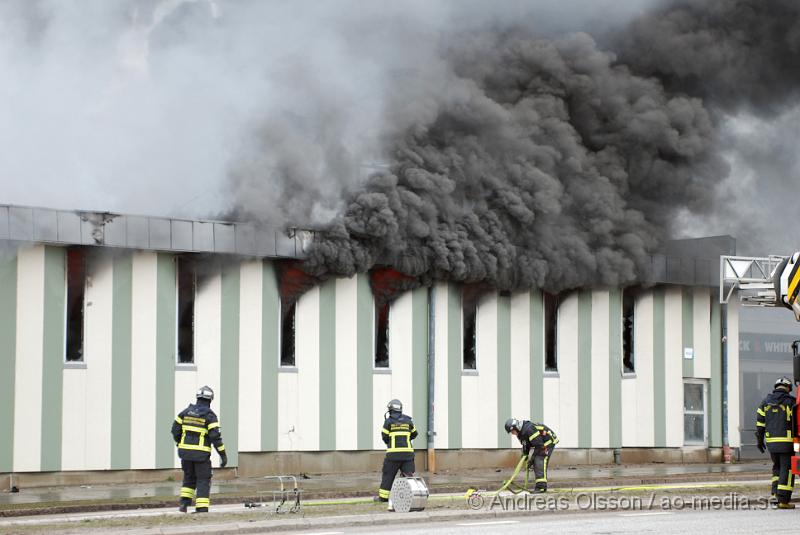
left=0, top=470, right=771, bottom=518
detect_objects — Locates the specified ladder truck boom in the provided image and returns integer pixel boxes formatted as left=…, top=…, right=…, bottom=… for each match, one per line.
left=721, top=252, right=800, bottom=474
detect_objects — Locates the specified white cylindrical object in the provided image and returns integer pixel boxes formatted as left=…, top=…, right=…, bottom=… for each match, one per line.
left=389, top=477, right=429, bottom=513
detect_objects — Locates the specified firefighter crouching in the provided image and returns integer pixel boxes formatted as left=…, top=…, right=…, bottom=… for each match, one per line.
left=375, top=399, right=418, bottom=505
left=756, top=376, right=796, bottom=509
left=505, top=418, right=559, bottom=492
left=172, top=385, right=227, bottom=513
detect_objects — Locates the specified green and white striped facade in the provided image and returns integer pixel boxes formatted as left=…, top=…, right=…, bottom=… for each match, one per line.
left=0, top=244, right=740, bottom=475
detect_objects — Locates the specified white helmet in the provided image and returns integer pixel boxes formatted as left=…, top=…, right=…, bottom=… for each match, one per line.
left=196, top=385, right=214, bottom=401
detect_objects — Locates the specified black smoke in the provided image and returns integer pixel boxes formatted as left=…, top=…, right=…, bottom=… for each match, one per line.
left=305, top=0, right=800, bottom=291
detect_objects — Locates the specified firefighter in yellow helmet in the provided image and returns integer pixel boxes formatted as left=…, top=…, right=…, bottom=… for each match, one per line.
left=171, top=385, right=227, bottom=513
left=375, top=399, right=418, bottom=505
left=756, top=376, right=796, bottom=509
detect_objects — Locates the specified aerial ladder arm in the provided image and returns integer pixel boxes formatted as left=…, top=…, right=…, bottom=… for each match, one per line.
left=720, top=252, right=800, bottom=321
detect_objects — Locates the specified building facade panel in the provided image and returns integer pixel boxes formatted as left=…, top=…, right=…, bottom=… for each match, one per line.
left=13, top=245, right=45, bottom=472
left=0, top=244, right=739, bottom=474
left=590, top=291, right=610, bottom=449
left=80, top=255, right=114, bottom=470
left=238, top=260, right=263, bottom=453
left=0, top=250, right=17, bottom=472
left=555, top=293, right=579, bottom=448
left=334, top=276, right=359, bottom=450
left=509, top=291, right=531, bottom=434
left=129, top=251, right=158, bottom=469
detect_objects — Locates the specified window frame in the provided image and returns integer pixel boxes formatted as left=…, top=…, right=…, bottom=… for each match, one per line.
left=279, top=298, right=298, bottom=369
left=64, top=248, right=87, bottom=364
left=175, top=256, right=197, bottom=365
left=622, top=287, right=638, bottom=375
left=373, top=300, right=391, bottom=370
left=461, top=288, right=479, bottom=372
left=683, top=379, right=708, bottom=446
left=543, top=292, right=560, bottom=373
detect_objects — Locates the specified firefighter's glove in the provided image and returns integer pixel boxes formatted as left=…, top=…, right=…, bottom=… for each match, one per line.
left=755, top=431, right=766, bottom=453
left=219, top=452, right=228, bottom=468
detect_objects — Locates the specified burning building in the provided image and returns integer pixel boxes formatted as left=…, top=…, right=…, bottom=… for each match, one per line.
left=0, top=204, right=740, bottom=485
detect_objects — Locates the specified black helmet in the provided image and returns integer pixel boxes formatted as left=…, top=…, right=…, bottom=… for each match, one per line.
left=775, top=377, right=793, bottom=390
left=196, top=385, right=214, bottom=401
left=504, top=418, right=521, bottom=433
left=387, top=399, right=403, bottom=412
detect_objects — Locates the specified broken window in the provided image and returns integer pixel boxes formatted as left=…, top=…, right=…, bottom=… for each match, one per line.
left=369, top=267, right=417, bottom=369
left=544, top=292, right=560, bottom=372
left=276, top=261, right=316, bottom=368
left=622, top=287, right=638, bottom=373
left=65, top=248, right=86, bottom=362
left=461, top=284, right=488, bottom=371
left=280, top=300, right=296, bottom=367
left=176, top=256, right=196, bottom=364
left=462, top=292, right=478, bottom=370
left=375, top=301, right=390, bottom=368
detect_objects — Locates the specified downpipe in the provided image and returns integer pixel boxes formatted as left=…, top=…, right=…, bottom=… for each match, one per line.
left=721, top=301, right=731, bottom=464
left=426, top=285, right=436, bottom=473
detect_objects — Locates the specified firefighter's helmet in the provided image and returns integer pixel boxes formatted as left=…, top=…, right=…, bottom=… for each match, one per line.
left=196, top=385, right=215, bottom=401
left=504, top=418, right=521, bottom=433
left=775, top=376, right=793, bottom=391
left=387, top=399, right=403, bottom=412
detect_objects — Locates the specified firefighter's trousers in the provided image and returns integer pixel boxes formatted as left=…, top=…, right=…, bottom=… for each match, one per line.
left=180, top=459, right=213, bottom=511
left=378, top=457, right=415, bottom=500
left=770, top=451, right=794, bottom=504
left=530, top=447, right=554, bottom=491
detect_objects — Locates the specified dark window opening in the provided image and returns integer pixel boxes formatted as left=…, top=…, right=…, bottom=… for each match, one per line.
left=280, top=300, right=296, bottom=367
left=375, top=302, right=390, bottom=368
left=462, top=285, right=486, bottom=370
left=276, top=261, right=316, bottom=369
left=622, top=287, right=637, bottom=373
left=544, top=292, right=560, bottom=371
left=176, top=256, right=196, bottom=364
left=463, top=298, right=477, bottom=370
left=368, top=267, right=417, bottom=369
left=65, top=248, right=86, bottom=362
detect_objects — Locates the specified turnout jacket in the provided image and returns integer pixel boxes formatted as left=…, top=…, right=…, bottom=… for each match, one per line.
left=381, top=411, right=418, bottom=460
left=756, top=389, right=796, bottom=454
left=517, top=421, right=559, bottom=456
left=172, top=400, right=226, bottom=462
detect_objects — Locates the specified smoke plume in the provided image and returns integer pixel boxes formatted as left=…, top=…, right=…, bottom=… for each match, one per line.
left=306, top=29, right=726, bottom=291
left=2, top=1, right=799, bottom=290
left=306, top=0, right=800, bottom=290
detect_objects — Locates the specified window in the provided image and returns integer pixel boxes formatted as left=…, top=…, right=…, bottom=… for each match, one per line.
left=683, top=380, right=707, bottom=445
left=176, top=256, right=196, bottom=364
left=65, top=248, right=86, bottom=362
left=276, top=261, right=315, bottom=368
left=544, top=292, right=559, bottom=371
left=622, top=288, right=637, bottom=373
left=461, top=285, right=487, bottom=371
left=280, top=300, right=296, bottom=367
left=375, top=301, right=390, bottom=368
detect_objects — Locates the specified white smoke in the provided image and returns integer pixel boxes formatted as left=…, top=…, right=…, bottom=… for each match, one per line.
left=0, top=0, right=658, bottom=223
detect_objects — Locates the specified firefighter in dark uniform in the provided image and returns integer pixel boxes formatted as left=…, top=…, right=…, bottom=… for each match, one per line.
left=505, top=418, right=559, bottom=492
left=171, top=385, right=227, bottom=513
left=756, top=376, right=796, bottom=509
left=375, top=399, right=418, bottom=504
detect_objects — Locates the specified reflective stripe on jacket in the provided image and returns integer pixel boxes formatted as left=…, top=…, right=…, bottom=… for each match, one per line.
left=756, top=389, right=796, bottom=454
left=518, top=421, right=559, bottom=455
left=171, top=402, right=225, bottom=461
left=381, top=412, right=418, bottom=460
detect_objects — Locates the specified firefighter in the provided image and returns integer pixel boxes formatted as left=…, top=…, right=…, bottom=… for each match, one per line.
left=504, top=418, right=559, bottom=492
left=171, top=385, right=227, bottom=513
left=375, top=399, right=418, bottom=505
left=756, top=376, right=796, bottom=509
